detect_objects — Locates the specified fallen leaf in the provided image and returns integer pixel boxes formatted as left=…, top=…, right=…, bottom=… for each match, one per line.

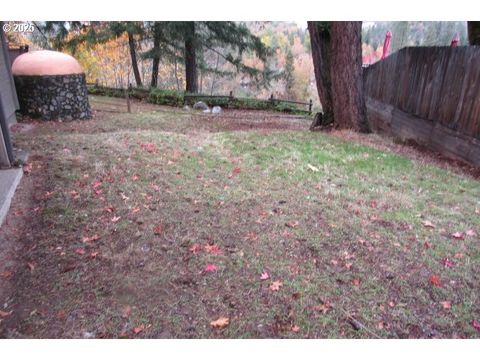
left=291, top=325, right=300, bottom=332
left=388, top=301, right=395, bottom=308
left=313, top=302, right=332, bottom=314
left=140, top=143, right=158, bottom=154
left=269, top=281, right=283, bottom=291
left=430, top=275, right=442, bottom=287
left=376, top=321, right=385, bottom=330
left=204, top=263, right=218, bottom=273
left=153, top=224, right=164, bottom=235
left=442, top=257, right=455, bottom=268
left=56, top=310, right=66, bottom=320
left=82, top=234, right=100, bottom=243
left=231, top=167, right=241, bottom=175
left=0, top=310, right=13, bottom=317
left=440, top=301, right=452, bottom=310
left=285, top=221, right=299, bottom=228
left=131, top=175, right=139, bottom=181
left=27, top=262, right=35, bottom=271
left=210, top=317, right=230, bottom=329
left=472, top=320, right=480, bottom=331
left=122, top=305, right=132, bottom=318
left=451, top=232, right=465, bottom=240
left=23, top=163, right=32, bottom=175
left=205, top=244, right=221, bottom=255
left=0, top=271, right=13, bottom=278
left=103, top=205, right=115, bottom=213
left=90, top=252, right=99, bottom=258
left=352, top=278, right=361, bottom=286
left=424, top=241, right=432, bottom=249
left=111, top=216, right=121, bottom=223
left=307, top=164, right=319, bottom=172
left=75, top=248, right=86, bottom=255
left=260, top=271, right=270, bottom=280
left=133, top=324, right=151, bottom=334
left=189, top=244, right=201, bottom=254
left=466, top=229, right=477, bottom=237
left=422, top=220, right=435, bottom=228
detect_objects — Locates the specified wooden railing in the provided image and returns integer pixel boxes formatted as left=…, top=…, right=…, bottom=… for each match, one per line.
left=87, top=83, right=312, bottom=114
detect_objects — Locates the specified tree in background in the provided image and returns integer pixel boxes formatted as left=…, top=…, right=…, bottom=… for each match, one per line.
left=109, top=22, right=145, bottom=87
left=283, top=48, right=295, bottom=98
left=308, top=21, right=369, bottom=133
left=307, top=22, right=333, bottom=126
left=468, top=22, right=480, bottom=45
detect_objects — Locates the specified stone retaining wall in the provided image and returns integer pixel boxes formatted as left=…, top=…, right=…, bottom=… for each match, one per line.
left=14, top=73, right=91, bottom=120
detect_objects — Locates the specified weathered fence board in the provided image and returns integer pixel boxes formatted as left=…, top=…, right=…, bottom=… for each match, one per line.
left=364, top=46, right=480, bottom=166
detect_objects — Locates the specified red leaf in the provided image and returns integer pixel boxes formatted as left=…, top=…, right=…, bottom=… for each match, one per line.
left=430, top=275, right=442, bottom=287
left=205, top=244, right=221, bottom=255
left=440, top=301, right=452, bottom=310
left=422, top=220, right=435, bottom=228
left=90, top=252, right=99, bottom=258
left=92, top=181, right=102, bottom=190
left=153, top=224, right=164, bottom=235
left=451, top=232, right=465, bottom=240
left=232, top=167, right=241, bottom=175
left=140, top=143, right=158, bottom=154
left=133, top=324, right=151, bottom=334
left=442, top=257, right=455, bottom=268
left=82, top=234, right=100, bottom=243
left=269, top=281, right=283, bottom=291
left=260, top=271, right=270, bottom=280
left=75, top=248, right=86, bottom=255
left=204, top=264, right=218, bottom=273
left=0, top=271, right=13, bottom=278
left=472, top=320, right=480, bottom=331
left=466, top=229, right=477, bottom=237
left=189, top=244, right=202, bottom=254
left=285, top=221, right=299, bottom=228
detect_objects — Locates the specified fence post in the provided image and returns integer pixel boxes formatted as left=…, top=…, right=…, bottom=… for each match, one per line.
left=126, top=83, right=131, bottom=113
left=309, top=99, right=313, bottom=114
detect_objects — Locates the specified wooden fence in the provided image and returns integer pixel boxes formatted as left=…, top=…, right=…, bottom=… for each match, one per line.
left=364, top=46, right=480, bottom=166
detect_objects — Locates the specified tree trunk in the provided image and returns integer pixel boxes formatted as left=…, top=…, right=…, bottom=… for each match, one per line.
left=174, top=47, right=180, bottom=91
left=468, top=22, right=480, bottom=45
left=127, top=30, right=142, bottom=87
left=151, top=22, right=161, bottom=88
left=329, top=22, right=370, bottom=133
left=185, top=22, right=198, bottom=93
left=307, top=22, right=334, bottom=127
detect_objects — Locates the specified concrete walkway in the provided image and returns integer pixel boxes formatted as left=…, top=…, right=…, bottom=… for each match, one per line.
left=0, top=168, right=22, bottom=227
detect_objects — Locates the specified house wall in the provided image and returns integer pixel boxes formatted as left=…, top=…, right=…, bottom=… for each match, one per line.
left=0, top=25, right=19, bottom=167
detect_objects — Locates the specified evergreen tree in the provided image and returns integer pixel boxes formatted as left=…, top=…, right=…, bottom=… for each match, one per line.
left=284, top=48, right=295, bottom=98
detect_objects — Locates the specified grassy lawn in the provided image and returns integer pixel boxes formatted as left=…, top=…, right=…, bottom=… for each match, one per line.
left=1, top=95, right=479, bottom=338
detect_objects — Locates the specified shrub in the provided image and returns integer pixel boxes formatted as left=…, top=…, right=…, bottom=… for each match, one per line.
left=148, top=89, right=184, bottom=107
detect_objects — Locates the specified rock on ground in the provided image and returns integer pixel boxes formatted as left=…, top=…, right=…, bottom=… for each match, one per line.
left=193, top=101, right=209, bottom=111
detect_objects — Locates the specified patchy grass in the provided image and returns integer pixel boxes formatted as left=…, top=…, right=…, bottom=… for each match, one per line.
left=1, top=95, right=479, bottom=339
